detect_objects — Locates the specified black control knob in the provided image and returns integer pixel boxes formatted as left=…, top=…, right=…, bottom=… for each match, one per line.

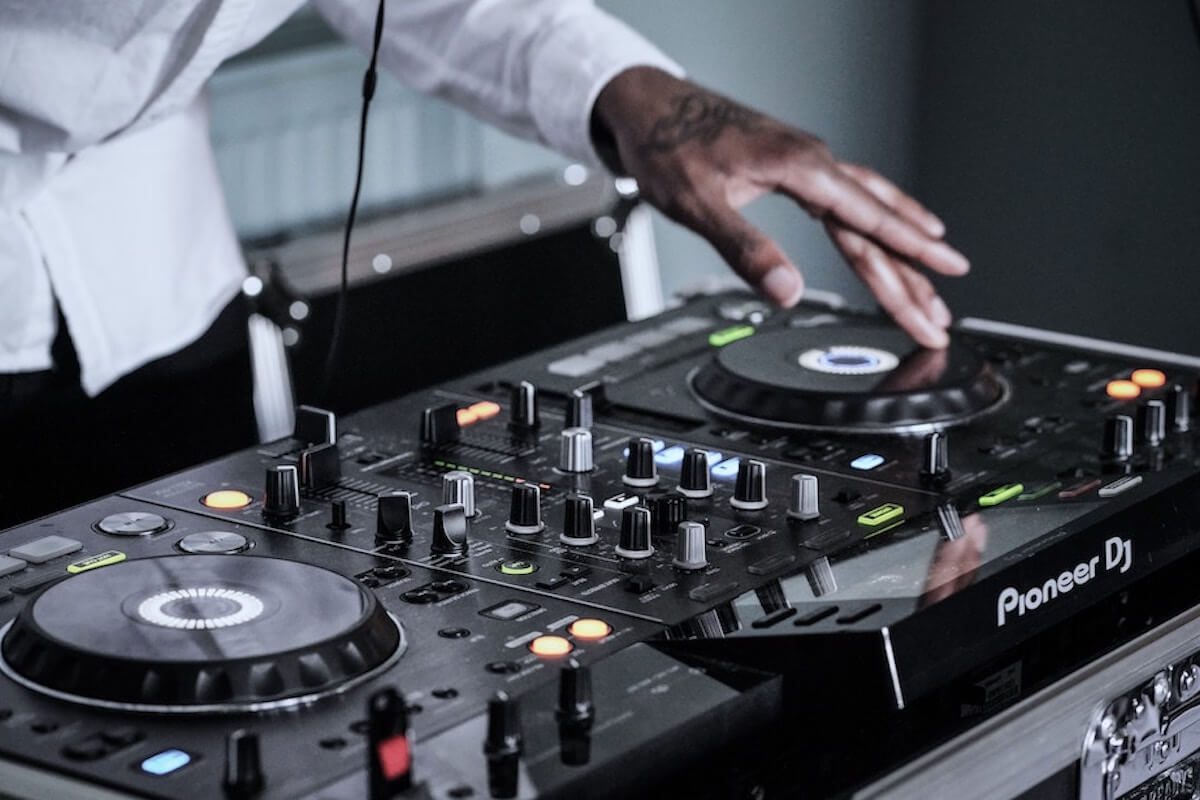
left=650, top=493, right=688, bottom=536
left=787, top=473, right=820, bottom=521
left=623, top=437, right=658, bottom=488
left=1101, top=414, right=1134, bottom=462
left=293, top=404, right=337, bottom=446
left=677, top=448, right=713, bottom=498
left=223, top=730, right=265, bottom=799
left=1168, top=384, right=1192, bottom=433
left=731, top=459, right=768, bottom=511
left=420, top=403, right=461, bottom=446
left=483, top=691, right=523, bottom=800
left=376, top=492, right=414, bottom=544
left=510, top=381, right=540, bottom=431
left=673, top=521, right=708, bottom=570
left=560, top=494, right=598, bottom=546
left=615, top=506, right=653, bottom=559
left=920, top=431, right=951, bottom=483
left=566, top=389, right=594, bottom=429
left=442, top=470, right=476, bottom=517
left=505, top=484, right=543, bottom=535
left=1138, top=400, right=1166, bottom=447
left=367, top=688, right=414, bottom=799
left=430, top=504, right=468, bottom=555
left=556, top=658, right=594, bottom=729
left=263, top=465, right=300, bottom=519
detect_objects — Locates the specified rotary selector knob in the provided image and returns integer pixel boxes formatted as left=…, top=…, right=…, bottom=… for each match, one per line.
left=1101, top=415, right=1134, bottom=462
left=431, top=504, right=469, bottom=555
left=559, top=427, right=594, bottom=473
left=677, top=448, right=713, bottom=498
left=623, top=437, right=658, bottom=488
left=442, top=470, right=476, bottom=517
left=650, top=493, right=688, bottom=535
left=262, top=465, right=300, bottom=519
left=506, top=484, right=544, bottom=535
left=731, top=459, right=768, bottom=511
left=560, top=494, right=599, bottom=546
left=615, top=506, right=653, bottom=559
left=511, top=381, right=540, bottom=431
left=787, top=474, right=820, bottom=521
left=920, top=431, right=951, bottom=482
left=673, top=521, right=708, bottom=570
left=376, top=492, right=414, bottom=543
left=1138, top=400, right=1166, bottom=447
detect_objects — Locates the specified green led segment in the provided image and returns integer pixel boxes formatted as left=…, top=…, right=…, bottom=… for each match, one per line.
left=708, top=325, right=755, bottom=347
left=498, top=560, right=538, bottom=576
left=857, top=503, right=905, bottom=527
left=1018, top=481, right=1061, bottom=502
left=979, top=483, right=1025, bottom=507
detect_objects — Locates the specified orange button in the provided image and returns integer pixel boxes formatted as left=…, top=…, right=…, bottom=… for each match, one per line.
left=1131, top=369, right=1166, bottom=389
left=456, top=408, right=480, bottom=427
left=567, top=618, right=612, bottom=640
left=1106, top=380, right=1141, bottom=400
left=529, top=635, right=573, bottom=657
left=202, top=490, right=252, bottom=510
left=470, top=401, right=501, bottom=420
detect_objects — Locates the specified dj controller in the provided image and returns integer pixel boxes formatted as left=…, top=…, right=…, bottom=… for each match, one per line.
left=1, top=289, right=1199, bottom=799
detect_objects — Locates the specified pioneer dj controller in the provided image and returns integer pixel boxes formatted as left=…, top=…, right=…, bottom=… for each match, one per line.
left=1, top=289, right=1198, bottom=799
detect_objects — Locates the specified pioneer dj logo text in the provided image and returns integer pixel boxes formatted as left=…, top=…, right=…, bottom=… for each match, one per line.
left=996, top=536, right=1133, bottom=627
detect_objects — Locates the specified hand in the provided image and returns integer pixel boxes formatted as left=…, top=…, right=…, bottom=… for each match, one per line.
left=592, top=68, right=969, bottom=348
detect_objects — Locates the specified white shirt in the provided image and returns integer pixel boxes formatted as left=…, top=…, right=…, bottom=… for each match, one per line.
left=0, top=0, right=681, bottom=395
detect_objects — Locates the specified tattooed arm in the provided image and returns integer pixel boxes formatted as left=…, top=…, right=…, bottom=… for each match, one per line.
left=591, top=67, right=968, bottom=348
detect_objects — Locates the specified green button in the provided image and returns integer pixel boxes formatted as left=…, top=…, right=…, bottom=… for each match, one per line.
left=857, top=503, right=905, bottom=527
left=1018, top=481, right=1061, bottom=502
left=979, top=483, right=1025, bottom=507
left=498, top=560, right=538, bottom=576
left=708, top=325, right=755, bottom=348
left=66, top=550, right=126, bottom=574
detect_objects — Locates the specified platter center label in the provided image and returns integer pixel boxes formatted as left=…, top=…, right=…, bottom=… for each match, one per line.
left=136, top=587, right=265, bottom=630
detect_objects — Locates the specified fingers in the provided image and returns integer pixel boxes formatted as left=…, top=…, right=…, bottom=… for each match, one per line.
left=689, top=201, right=805, bottom=307
left=779, top=158, right=969, bottom=277
left=825, top=220, right=951, bottom=348
left=838, top=163, right=945, bottom=238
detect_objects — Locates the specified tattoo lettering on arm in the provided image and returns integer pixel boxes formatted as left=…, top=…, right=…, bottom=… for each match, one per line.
left=636, top=91, right=763, bottom=155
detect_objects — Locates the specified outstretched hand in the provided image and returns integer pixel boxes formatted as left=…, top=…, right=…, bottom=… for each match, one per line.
left=592, top=68, right=969, bottom=348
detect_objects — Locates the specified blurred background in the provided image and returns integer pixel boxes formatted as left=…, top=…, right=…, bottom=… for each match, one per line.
left=210, top=0, right=1200, bottom=360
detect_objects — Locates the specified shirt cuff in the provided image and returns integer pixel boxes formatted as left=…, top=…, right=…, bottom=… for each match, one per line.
left=527, top=7, right=685, bottom=167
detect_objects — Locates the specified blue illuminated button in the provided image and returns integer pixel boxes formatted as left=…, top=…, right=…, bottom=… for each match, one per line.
left=850, top=453, right=885, bottom=471
left=654, top=445, right=686, bottom=467
left=712, top=458, right=741, bottom=479
left=141, top=749, right=192, bottom=776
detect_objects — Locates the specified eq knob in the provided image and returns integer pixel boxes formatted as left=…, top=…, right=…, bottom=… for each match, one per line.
left=731, top=459, right=768, bottom=511
left=650, top=493, right=688, bottom=535
left=1168, top=384, right=1192, bottom=432
left=673, top=521, right=708, bottom=570
left=483, top=691, right=523, bottom=800
left=376, top=492, right=414, bottom=544
left=787, top=473, right=820, bottom=521
left=505, top=484, right=544, bottom=535
left=560, top=494, right=599, bottom=546
left=623, top=437, right=658, bottom=488
left=920, top=431, right=951, bottom=483
left=262, top=465, right=300, bottom=519
left=559, top=427, right=594, bottom=473
left=442, top=470, right=476, bottom=517
left=677, top=448, right=713, bottom=498
left=222, top=730, right=265, bottom=799
left=1101, top=414, right=1134, bottom=462
left=1138, top=400, right=1166, bottom=447
left=430, top=504, right=468, bottom=555
left=615, top=506, right=654, bottom=559
left=566, top=389, right=594, bottom=429
left=510, top=381, right=540, bottom=431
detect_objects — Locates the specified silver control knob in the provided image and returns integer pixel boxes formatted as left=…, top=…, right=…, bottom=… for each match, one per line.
left=442, top=470, right=476, bottom=517
left=559, top=427, right=594, bottom=473
left=673, top=521, right=708, bottom=570
left=787, top=474, right=820, bottom=520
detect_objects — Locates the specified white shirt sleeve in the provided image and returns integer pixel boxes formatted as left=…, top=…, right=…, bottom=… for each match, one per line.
left=312, top=0, right=685, bottom=165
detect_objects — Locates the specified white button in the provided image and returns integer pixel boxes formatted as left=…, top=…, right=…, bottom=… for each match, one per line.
left=1099, top=475, right=1143, bottom=498
left=10, top=536, right=83, bottom=564
left=547, top=354, right=604, bottom=377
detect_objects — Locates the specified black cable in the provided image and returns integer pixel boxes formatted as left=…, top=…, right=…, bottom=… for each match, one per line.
left=320, top=0, right=387, bottom=407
